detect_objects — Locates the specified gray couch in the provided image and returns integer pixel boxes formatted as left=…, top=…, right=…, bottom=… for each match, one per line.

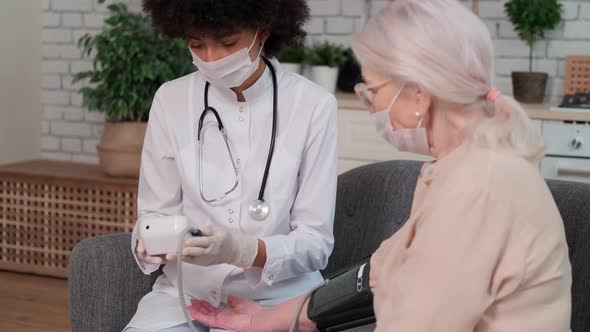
left=69, top=160, right=590, bottom=332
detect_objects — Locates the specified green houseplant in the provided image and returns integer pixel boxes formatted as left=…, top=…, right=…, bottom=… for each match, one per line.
left=73, top=1, right=192, bottom=177
left=505, top=0, right=562, bottom=103
left=304, top=42, right=346, bottom=93
left=277, top=46, right=305, bottom=74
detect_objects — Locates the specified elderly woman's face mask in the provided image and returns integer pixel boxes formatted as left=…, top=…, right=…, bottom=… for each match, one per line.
left=355, top=80, right=431, bottom=156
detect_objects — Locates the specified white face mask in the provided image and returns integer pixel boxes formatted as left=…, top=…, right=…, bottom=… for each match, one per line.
left=371, top=83, right=431, bottom=156
left=190, top=29, right=263, bottom=88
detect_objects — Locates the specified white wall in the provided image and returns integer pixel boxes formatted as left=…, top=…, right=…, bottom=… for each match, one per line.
left=39, top=0, right=142, bottom=164
left=39, top=0, right=590, bottom=163
left=308, top=0, right=590, bottom=103
left=0, top=1, right=42, bottom=164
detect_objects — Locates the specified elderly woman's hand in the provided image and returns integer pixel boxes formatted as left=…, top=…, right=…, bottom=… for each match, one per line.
left=188, top=296, right=267, bottom=332
left=188, top=295, right=318, bottom=332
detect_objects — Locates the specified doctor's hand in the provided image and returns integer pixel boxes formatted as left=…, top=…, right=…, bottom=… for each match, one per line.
left=165, top=225, right=259, bottom=269
left=135, top=238, right=165, bottom=265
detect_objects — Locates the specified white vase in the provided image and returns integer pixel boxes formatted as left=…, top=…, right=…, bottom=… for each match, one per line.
left=282, top=62, right=302, bottom=74
left=310, top=65, right=339, bottom=93
left=302, top=64, right=312, bottom=80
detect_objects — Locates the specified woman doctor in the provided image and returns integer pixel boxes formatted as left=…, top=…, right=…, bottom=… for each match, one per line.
left=125, top=1, right=338, bottom=331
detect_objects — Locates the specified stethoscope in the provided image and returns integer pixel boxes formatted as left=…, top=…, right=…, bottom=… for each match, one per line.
left=197, top=57, right=277, bottom=221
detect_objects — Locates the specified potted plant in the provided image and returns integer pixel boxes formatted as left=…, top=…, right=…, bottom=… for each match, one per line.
left=505, top=0, right=562, bottom=103
left=304, top=42, right=346, bottom=93
left=73, top=2, right=192, bottom=177
left=278, top=46, right=305, bottom=74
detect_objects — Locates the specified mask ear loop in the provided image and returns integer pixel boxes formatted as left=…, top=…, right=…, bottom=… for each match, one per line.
left=248, top=29, right=261, bottom=51
left=248, top=28, right=265, bottom=61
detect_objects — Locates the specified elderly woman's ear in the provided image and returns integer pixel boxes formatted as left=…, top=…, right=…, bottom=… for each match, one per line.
left=413, top=85, right=433, bottom=121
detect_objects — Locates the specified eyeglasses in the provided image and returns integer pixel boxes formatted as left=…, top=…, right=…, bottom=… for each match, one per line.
left=354, top=80, right=392, bottom=109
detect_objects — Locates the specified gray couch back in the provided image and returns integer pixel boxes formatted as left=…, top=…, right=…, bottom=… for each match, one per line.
left=324, top=160, right=590, bottom=332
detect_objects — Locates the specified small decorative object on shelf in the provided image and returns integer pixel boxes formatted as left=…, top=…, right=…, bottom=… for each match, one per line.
left=556, top=94, right=590, bottom=112
left=564, top=56, right=590, bottom=95
left=304, top=41, right=346, bottom=93
left=278, top=46, right=305, bottom=74
left=337, top=49, right=362, bottom=93
left=552, top=55, right=590, bottom=113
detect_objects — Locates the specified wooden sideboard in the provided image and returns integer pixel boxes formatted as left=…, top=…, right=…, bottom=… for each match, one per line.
left=0, top=160, right=138, bottom=278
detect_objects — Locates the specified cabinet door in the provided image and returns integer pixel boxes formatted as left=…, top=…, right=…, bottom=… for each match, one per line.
left=543, top=121, right=590, bottom=158
left=541, top=156, right=590, bottom=184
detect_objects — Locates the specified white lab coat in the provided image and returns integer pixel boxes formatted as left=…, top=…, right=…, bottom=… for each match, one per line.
left=125, top=59, right=338, bottom=331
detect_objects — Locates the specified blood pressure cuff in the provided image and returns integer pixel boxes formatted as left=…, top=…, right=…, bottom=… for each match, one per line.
left=307, top=258, right=375, bottom=331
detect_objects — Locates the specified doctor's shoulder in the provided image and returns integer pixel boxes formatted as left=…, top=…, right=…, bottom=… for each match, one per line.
left=278, top=65, right=338, bottom=115
left=149, top=72, right=198, bottom=116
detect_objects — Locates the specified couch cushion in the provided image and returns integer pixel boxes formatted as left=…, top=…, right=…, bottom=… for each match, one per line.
left=323, top=160, right=422, bottom=276
left=547, top=180, right=590, bottom=332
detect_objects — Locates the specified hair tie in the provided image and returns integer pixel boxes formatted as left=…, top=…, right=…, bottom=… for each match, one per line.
left=486, top=88, right=501, bottom=102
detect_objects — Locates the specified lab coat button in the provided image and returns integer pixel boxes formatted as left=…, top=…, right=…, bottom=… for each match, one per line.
left=228, top=218, right=234, bottom=223
left=228, top=209, right=234, bottom=214
left=239, top=116, right=244, bottom=122
left=269, top=274, right=276, bottom=280
left=236, top=158, right=241, bottom=164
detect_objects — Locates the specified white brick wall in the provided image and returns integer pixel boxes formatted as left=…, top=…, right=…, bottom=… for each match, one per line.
left=40, top=0, right=590, bottom=163
left=308, top=0, right=590, bottom=104
left=40, top=0, right=141, bottom=162
left=341, top=0, right=364, bottom=16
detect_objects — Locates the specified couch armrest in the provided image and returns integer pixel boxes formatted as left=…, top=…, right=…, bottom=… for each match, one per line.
left=68, top=233, right=162, bottom=332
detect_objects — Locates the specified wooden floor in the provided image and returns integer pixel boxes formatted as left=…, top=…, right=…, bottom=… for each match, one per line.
left=0, top=271, right=69, bottom=332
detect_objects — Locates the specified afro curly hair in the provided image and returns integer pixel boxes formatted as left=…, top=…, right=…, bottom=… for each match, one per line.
left=143, top=0, right=310, bottom=58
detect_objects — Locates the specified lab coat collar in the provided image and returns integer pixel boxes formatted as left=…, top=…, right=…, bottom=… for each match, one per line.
left=208, top=57, right=281, bottom=105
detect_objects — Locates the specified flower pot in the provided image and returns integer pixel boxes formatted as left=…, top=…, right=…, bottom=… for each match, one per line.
left=511, top=71, right=549, bottom=103
left=302, top=64, right=312, bottom=80
left=97, top=122, right=147, bottom=178
left=310, top=65, right=339, bottom=93
left=282, top=62, right=302, bottom=74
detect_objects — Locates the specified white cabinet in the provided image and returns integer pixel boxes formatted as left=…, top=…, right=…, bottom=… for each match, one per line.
left=541, top=120, right=590, bottom=183
left=543, top=121, right=590, bottom=158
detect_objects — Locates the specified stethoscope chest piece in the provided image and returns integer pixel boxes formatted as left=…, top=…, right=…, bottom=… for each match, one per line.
left=249, top=199, right=270, bottom=221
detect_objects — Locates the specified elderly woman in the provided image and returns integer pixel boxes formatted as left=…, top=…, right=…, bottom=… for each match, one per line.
left=185, top=0, right=572, bottom=331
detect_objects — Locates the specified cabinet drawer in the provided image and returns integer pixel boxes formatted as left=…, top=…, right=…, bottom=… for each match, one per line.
left=543, top=121, right=590, bottom=158
left=541, top=156, right=590, bottom=184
